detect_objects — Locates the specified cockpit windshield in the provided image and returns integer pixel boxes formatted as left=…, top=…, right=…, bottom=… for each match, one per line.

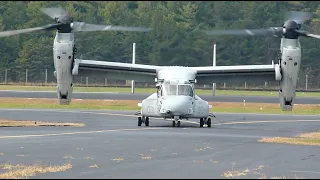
left=178, top=84, right=194, bottom=97
left=162, top=84, right=194, bottom=97
left=163, top=84, right=177, bottom=96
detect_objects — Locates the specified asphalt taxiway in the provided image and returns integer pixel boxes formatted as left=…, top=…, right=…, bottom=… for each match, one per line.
left=0, top=90, right=320, bottom=104
left=0, top=108, right=319, bottom=178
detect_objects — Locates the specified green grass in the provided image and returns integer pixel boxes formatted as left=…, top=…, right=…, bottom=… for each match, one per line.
left=1, top=85, right=320, bottom=97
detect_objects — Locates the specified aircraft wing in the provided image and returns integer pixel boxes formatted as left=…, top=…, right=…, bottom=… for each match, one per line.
left=73, top=59, right=161, bottom=83
left=189, top=64, right=281, bottom=84
left=73, top=59, right=281, bottom=84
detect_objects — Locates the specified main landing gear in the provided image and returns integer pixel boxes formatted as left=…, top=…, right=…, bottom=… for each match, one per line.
left=138, top=116, right=149, bottom=127
left=200, top=113, right=216, bottom=128
left=200, top=118, right=211, bottom=128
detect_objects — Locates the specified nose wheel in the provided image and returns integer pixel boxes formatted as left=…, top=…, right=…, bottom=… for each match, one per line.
left=138, top=116, right=149, bottom=127
left=172, top=120, right=181, bottom=127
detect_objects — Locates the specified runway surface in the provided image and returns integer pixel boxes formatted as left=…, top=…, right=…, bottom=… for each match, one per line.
left=0, top=90, right=320, bottom=104
left=0, top=108, right=320, bottom=178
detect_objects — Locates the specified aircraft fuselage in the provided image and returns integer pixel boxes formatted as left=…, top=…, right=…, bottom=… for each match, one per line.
left=136, top=67, right=214, bottom=127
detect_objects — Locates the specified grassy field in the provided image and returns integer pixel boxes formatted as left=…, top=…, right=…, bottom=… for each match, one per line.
left=1, top=85, right=320, bottom=97
left=1, top=97, right=320, bottom=115
left=259, top=132, right=320, bottom=146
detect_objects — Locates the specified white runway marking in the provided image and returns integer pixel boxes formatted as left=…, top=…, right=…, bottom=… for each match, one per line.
left=1, top=109, right=319, bottom=127
left=0, top=128, right=166, bottom=139
left=291, top=170, right=320, bottom=174
left=53, top=111, right=320, bottom=126
left=215, top=112, right=320, bottom=117
left=213, top=119, right=320, bottom=126
left=1, top=108, right=319, bottom=117
left=84, top=111, right=137, bottom=117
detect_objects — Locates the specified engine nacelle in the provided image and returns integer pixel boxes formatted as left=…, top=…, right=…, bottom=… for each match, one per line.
left=278, top=46, right=301, bottom=111
left=53, top=33, right=75, bottom=105
left=57, top=85, right=73, bottom=105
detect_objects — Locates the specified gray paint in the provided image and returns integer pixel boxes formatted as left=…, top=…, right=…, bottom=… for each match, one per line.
left=278, top=38, right=301, bottom=111
left=53, top=32, right=75, bottom=105
left=137, top=81, right=213, bottom=127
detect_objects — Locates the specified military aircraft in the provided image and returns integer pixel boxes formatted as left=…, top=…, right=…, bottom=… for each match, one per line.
left=70, top=57, right=280, bottom=128
left=134, top=67, right=216, bottom=128
left=204, top=11, right=320, bottom=111
left=0, top=7, right=151, bottom=104
left=67, top=11, right=320, bottom=127
left=0, top=9, right=318, bottom=127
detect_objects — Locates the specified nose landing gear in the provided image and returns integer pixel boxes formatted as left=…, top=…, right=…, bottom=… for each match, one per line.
left=171, top=116, right=181, bottom=127
left=172, top=120, right=181, bottom=127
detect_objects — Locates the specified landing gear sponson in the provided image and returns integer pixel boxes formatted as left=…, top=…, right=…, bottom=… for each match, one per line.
left=134, top=111, right=216, bottom=128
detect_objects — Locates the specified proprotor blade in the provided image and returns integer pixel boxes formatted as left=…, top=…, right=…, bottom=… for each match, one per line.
left=41, top=7, right=69, bottom=19
left=0, top=24, right=60, bottom=37
left=204, top=27, right=282, bottom=37
left=71, top=22, right=152, bottom=32
left=296, top=30, right=320, bottom=40
left=306, top=33, right=320, bottom=39
left=284, top=11, right=312, bottom=24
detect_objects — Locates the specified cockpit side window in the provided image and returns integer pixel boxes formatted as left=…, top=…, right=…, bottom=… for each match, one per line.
left=156, top=86, right=160, bottom=97
left=160, top=86, right=164, bottom=96
left=178, top=84, right=194, bottom=97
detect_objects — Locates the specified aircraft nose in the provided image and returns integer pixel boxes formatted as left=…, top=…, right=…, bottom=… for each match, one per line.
left=160, top=96, right=193, bottom=115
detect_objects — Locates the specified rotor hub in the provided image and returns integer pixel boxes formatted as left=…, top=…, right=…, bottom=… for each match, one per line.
left=283, top=20, right=299, bottom=30
left=282, top=20, right=300, bottom=39
left=55, top=15, right=74, bottom=33
left=55, top=15, right=73, bottom=24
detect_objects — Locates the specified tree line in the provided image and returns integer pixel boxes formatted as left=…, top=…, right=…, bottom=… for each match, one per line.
left=0, top=1, right=320, bottom=87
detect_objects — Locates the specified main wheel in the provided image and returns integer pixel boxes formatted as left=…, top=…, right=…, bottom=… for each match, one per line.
left=200, top=118, right=204, bottom=127
left=145, top=117, right=149, bottom=127
left=177, top=121, right=181, bottom=127
left=207, top=118, right=211, bottom=128
left=138, top=117, right=142, bottom=126
left=172, top=121, right=176, bottom=127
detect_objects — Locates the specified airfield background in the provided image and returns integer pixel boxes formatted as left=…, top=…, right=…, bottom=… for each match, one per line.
left=0, top=1, right=319, bottom=90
